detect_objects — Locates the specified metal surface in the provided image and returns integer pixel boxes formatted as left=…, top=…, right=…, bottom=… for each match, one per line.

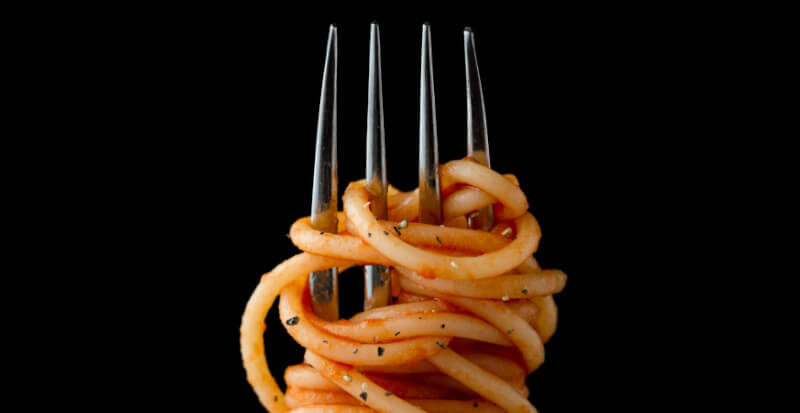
left=364, top=22, right=392, bottom=310
left=464, top=27, right=495, bottom=231
left=418, top=23, right=442, bottom=226
left=309, top=24, right=339, bottom=321
left=303, top=24, right=497, bottom=318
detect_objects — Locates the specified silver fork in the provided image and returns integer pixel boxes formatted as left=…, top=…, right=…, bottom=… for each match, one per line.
left=309, top=23, right=495, bottom=320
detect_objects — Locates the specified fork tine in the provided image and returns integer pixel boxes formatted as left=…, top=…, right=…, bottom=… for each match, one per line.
left=418, top=23, right=442, bottom=226
left=309, top=24, right=339, bottom=321
left=364, top=22, right=392, bottom=310
left=464, top=27, right=495, bottom=231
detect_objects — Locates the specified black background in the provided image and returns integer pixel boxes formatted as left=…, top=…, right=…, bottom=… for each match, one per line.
left=68, top=6, right=722, bottom=412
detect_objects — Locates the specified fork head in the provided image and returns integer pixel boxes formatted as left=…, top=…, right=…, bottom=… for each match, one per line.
left=306, top=23, right=496, bottom=320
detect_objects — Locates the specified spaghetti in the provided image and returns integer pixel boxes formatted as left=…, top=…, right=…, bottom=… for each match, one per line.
left=241, top=159, right=566, bottom=412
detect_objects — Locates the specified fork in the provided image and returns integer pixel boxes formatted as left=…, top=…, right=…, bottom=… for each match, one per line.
left=308, top=23, right=494, bottom=320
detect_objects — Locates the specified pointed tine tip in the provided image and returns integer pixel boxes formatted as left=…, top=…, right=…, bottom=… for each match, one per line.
left=464, top=26, right=472, bottom=32
left=370, top=20, right=378, bottom=26
left=324, top=25, right=337, bottom=60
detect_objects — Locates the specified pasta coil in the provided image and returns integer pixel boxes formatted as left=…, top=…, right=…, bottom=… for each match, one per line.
left=241, top=159, right=566, bottom=412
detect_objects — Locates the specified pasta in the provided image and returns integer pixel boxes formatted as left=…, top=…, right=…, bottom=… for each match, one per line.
left=241, top=158, right=566, bottom=412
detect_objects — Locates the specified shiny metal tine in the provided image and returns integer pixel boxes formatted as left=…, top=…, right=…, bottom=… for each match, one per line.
left=309, top=24, right=339, bottom=321
left=464, top=27, right=495, bottom=231
left=364, top=22, right=392, bottom=310
left=418, top=23, right=442, bottom=226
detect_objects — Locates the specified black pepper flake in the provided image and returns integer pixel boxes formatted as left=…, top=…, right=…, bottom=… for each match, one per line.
left=522, top=288, right=529, bottom=295
left=385, top=392, right=393, bottom=397
left=394, top=331, right=400, bottom=336
left=393, top=226, right=402, bottom=236
left=473, top=402, right=478, bottom=407
left=392, top=296, right=399, bottom=302
left=507, top=329, right=514, bottom=335
left=353, top=348, right=359, bottom=354
left=320, top=231, right=324, bottom=235
left=359, top=392, right=368, bottom=401
left=274, top=396, right=278, bottom=402
left=377, top=347, right=385, bottom=356
left=368, top=232, right=372, bottom=238
left=285, top=316, right=300, bottom=326
left=383, top=230, right=389, bottom=236
left=322, top=339, right=329, bottom=343
left=435, top=236, right=443, bottom=244
left=441, top=323, right=446, bottom=329
left=436, top=341, right=447, bottom=349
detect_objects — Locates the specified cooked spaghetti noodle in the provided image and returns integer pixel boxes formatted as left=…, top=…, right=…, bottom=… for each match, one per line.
left=241, top=159, right=566, bottom=412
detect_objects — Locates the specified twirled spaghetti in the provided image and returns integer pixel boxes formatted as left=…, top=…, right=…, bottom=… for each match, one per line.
left=241, top=159, right=566, bottom=412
